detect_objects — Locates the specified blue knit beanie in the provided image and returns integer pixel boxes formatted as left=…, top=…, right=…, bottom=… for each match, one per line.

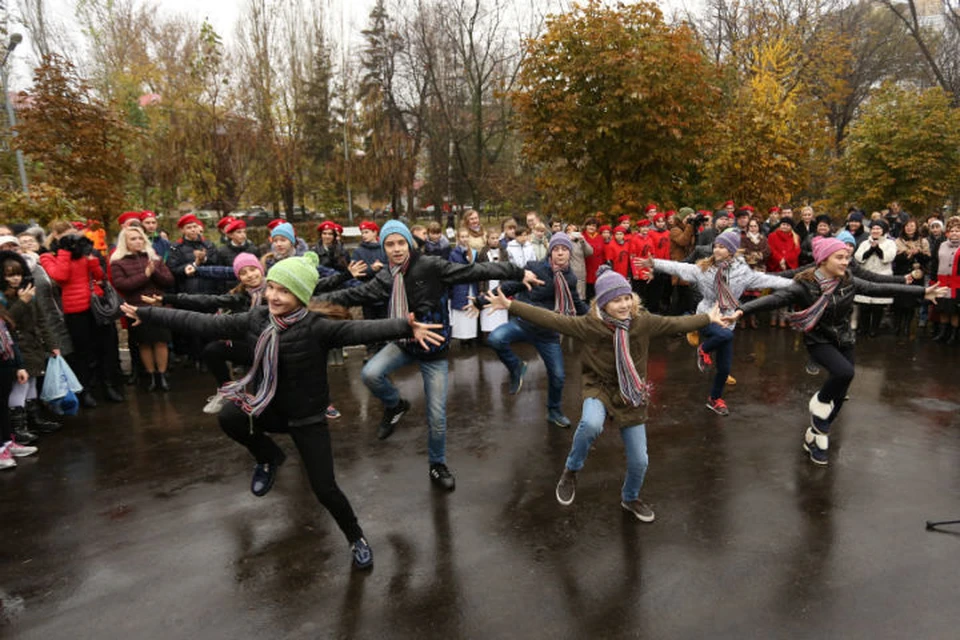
left=270, top=222, right=296, bottom=245
left=380, top=220, right=415, bottom=251
left=835, top=230, right=856, bottom=246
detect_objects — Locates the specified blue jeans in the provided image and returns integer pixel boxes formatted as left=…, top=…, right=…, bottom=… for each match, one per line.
left=487, top=318, right=565, bottom=413
left=564, top=398, right=649, bottom=502
left=700, top=323, right=734, bottom=400
left=360, top=342, right=449, bottom=465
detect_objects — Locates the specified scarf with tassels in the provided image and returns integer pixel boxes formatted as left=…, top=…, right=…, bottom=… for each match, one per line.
left=714, top=261, right=738, bottom=313
left=599, top=310, right=653, bottom=407
left=786, top=270, right=839, bottom=333
left=388, top=258, right=410, bottom=320
left=219, top=306, right=309, bottom=416
left=553, top=262, right=576, bottom=315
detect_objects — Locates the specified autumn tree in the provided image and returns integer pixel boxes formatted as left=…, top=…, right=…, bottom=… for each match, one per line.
left=833, top=82, right=960, bottom=213
left=514, top=0, right=718, bottom=212
left=14, top=54, right=134, bottom=223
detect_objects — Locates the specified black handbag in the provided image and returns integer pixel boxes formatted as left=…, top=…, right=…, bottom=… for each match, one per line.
left=90, top=279, right=122, bottom=325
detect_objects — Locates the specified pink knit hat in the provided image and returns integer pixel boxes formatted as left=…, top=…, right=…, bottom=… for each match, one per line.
left=812, top=236, right=849, bottom=265
left=233, top=252, right=264, bottom=279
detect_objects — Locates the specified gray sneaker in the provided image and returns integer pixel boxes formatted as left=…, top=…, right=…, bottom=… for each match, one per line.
left=555, top=468, right=577, bottom=505
left=621, top=499, right=655, bottom=522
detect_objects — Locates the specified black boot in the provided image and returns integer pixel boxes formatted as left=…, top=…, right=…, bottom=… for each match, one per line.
left=935, top=323, right=952, bottom=342
left=26, top=399, right=60, bottom=434
left=146, top=372, right=157, bottom=392
left=156, top=371, right=170, bottom=392
left=11, top=407, right=39, bottom=445
left=946, top=326, right=958, bottom=346
left=104, top=385, right=124, bottom=403
left=126, top=369, right=140, bottom=386
left=80, top=391, right=97, bottom=409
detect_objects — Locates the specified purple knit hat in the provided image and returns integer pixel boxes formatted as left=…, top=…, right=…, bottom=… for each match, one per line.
left=233, top=252, right=264, bottom=279
left=715, top=229, right=741, bottom=254
left=548, top=232, right=574, bottom=255
left=594, top=266, right=632, bottom=310
left=812, top=236, right=848, bottom=265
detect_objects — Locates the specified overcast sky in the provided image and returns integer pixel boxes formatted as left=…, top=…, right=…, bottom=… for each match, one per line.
left=7, top=0, right=701, bottom=90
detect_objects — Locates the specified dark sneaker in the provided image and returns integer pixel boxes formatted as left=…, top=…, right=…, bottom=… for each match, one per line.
left=621, top=499, right=656, bottom=522
left=556, top=468, right=577, bottom=505
left=547, top=411, right=571, bottom=428
left=509, top=361, right=528, bottom=395
left=250, top=453, right=285, bottom=497
left=696, top=346, right=713, bottom=373
left=429, top=463, right=456, bottom=491
left=706, top=397, right=729, bottom=416
left=351, top=537, right=373, bottom=570
left=803, top=427, right=829, bottom=466
left=377, top=399, right=410, bottom=440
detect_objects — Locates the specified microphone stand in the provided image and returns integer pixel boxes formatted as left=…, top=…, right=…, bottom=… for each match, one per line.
left=926, top=519, right=960, bottom=531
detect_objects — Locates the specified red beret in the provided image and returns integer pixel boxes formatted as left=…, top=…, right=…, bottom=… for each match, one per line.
left=333, top=223, right=344, bottom=235
left=139, top=210, right=157, bottom=220
left=613, top=225, right=628, bottom=234
left=224, top=219, right=246, bottom=234
left=665, top=210, right=677, bottom=217
left=637, top=219, right=652, bottom=227
left=118, top=211, right=141, bottom=226
left=598, top=225, right=612, bottom=233
left=618, top=215, right=631, bottom=223
left=177, top=213, right=201, bottom=229
left=699, top=210, right=712, bottom=218
left=643, top=203, right=658, bottom=213
left=768, top=206, right=781, bottom=214
left=359, top=220, right=380, bottom=233
left=266, top=219, right=285, bottom=231
left=217, top=216, right=236, bottom=230
left=723, top=200, right=735, bottom=208
left=652, top=213, right=666, bottom=223
left=317, top=220, right=338, bottom=233
left=742, top=205, right=755, bottom=213
left=71, top=221, right=87, bottom=230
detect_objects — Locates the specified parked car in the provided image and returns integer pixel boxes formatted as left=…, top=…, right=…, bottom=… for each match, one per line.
left=233, top=207, right=272, bottom=227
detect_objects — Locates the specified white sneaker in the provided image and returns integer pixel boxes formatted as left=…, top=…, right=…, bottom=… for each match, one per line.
left=0, top=446, right=16, bottom=469
left=203, top=394, right=227, bottom=415
left=8, top=441, right=38, bottom=457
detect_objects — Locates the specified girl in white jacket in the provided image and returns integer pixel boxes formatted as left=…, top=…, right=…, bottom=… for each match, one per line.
left=853, top=220, right=896, bottom=337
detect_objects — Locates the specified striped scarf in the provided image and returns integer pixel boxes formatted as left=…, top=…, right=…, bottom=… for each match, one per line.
left=786, top=270, right=839, bottom=333
left=714, top=261, right=738, bottom=313
left=388, top=258, right=410, bottom=320
left=219, top=306, right=309, bottom=416
left=248, top=282, right=266, bottom=310
left=599, top=310, right=653, bottom=407
left=553, top=262, right=576, bottom=315
left=0, top=319, right=15, bottom=362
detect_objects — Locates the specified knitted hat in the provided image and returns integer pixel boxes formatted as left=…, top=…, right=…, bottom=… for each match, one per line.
left=835, top=230, right=856, bottom=246
left=232, top=252, right=264, bottom=279
left=870, top=219, right=889, bottom=232
left=812, top=236, right=849, bottom=265
left=714, top=211, right=730, bottom=220
left=847, top=211, right=864, bottom=222
left=594, top=265, right=633, bottom=310
left=0, top=235, right=20, bottom=248
left=266, top=251, right=319, bottom=305
left=678, top=207, right=695, bottom=220
left=815, top=214, right=832, bottom=227
left=270, top=222, right=296, bottom=244
left=715, top=229, right=741, bottom=253
left=380, top=219, right=414, bottom=250
left=548, top=231, right=573, bottom=254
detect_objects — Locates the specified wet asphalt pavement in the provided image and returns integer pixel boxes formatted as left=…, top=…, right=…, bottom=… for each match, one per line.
left=2, top=327, right=960, bottom=639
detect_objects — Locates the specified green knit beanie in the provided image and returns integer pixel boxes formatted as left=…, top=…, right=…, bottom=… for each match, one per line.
left=266, top=251, right=320, bottom=305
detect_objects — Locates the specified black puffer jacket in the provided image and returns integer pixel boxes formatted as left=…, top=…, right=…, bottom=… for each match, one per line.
left=314, top=242, right=350, bottom=272
left=317, top=251, right=524, bottom=358
left=217, top=241, right=261, bottom=268
left=138, top=306, right=412, bottom=426
left=740, top=271, right=924, bottom=348
left=497, top=258, right=588, bottom=341
left=161, top=290, right=256, bottom=314
left=167, top=237, right=219, bottom=294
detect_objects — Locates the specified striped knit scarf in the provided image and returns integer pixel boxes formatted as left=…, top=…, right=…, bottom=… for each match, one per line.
left=714, top=260, right=738, bottom=313
left=786, top=270, right=839, bottom=333
left=0, top=319, right=14, bottom=362
left=388, top=258, right=410, bottom=320
left=552, top=261, right=576, bottom=315
left=248, top=282, right=266, bottom=310
left=599, top=310, right=653, bottom=407
left=219, top=306, right=309, bottom=417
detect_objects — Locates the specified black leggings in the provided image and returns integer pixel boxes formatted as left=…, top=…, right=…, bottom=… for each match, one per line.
left=0, top=368, right=14, bottom=442
left=218, top=403, right=363, bottom=543
left=202, top=340, right=253, bottom=386
left=807, top=343, right=855, bottom=422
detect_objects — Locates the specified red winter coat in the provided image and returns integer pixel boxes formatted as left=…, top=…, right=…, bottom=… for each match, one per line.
left=605, top=240, right=632, bottom=279
left=584, top=231, right=606, bottom=284
left=629, top=233, right=654, bottom=280
left=39, top=250, right=104, bottom=314
left=767, top=229, right=801, bottom=273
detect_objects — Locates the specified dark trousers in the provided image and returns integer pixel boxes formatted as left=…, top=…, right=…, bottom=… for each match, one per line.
left=585, top=282, right=596, bottom=302
left=0, top=368, right=14, bottom=442
left=218, top=403, right=363, bottom=543
left=202, top=340, right=253, bottom=386
left=64, top=311, right=122, bottom=390
left=700, top=323, right=734, bottom=399
left=858, top=303, right=883, bottom=335
left=670, top=283, right=698, bottom=316
left=807, top=343, right=855, bottom=423
left=645, top=273, right=669, bottom=313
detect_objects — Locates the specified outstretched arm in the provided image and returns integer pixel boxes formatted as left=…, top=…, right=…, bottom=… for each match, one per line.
left=485, top=288, right=589, bottom=340
left=126, top=304, right=251, bottom=340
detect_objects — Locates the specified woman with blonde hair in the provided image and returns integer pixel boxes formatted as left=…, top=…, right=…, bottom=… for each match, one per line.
left=111, top=226, right=175, bottom=391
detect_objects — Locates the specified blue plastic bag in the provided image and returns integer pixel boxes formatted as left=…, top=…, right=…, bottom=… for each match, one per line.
left=40, top=355, right=84, bottom=403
